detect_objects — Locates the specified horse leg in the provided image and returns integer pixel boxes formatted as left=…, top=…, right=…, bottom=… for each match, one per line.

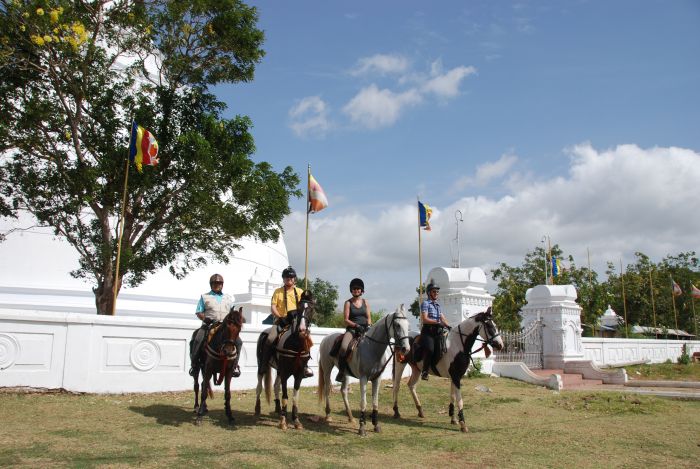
left=392, top=359, right=405, bottom=419
left=254, top=372, right=263, bottom=417
left=371, top=377, right=381, bottom=433
left=292, top=375, right=303, bottom=429
left=320, top=360, right=333, bottom=423
left=449, top=387, right=457, bottom=425
left=193, top=366, right=200, bottom=413
left=340, top=377, right=354, bottom=423
left=274, top=373, right=282, bottom=415
left=224, top=374, right=234, bottom=425
left=279, top=377, right=288, bottom=430
left=408, top=363, right=424, bottom=418
left=196, top=370, right=210, bottom=425
left=358, top=377, right=367, bottom=436
left=453, top=382, right=467, bottom=433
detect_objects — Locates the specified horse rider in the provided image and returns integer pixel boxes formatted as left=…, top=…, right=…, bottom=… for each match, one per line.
left=335, top=278, right=372, bottom=382
left=419, top=282, right=450, bottom=380
left=190, top=273, right=241, bottom=377
left=259, top=266, right=313, bottom=378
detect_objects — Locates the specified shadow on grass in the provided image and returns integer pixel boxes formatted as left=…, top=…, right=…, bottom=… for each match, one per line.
left=128, top=403, right=351, bottom=435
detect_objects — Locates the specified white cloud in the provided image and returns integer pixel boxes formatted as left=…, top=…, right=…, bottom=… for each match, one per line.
left=342, top=85, right=422, bottom=129
left=288, top=96, right=331, bottom=138
left=453, top=152, right=518, bottom=190
left=283, top=144, right=700, bottom=312
left=351, top=54, right=410, bottom=76
left=422, top=61, right=477, bottom=98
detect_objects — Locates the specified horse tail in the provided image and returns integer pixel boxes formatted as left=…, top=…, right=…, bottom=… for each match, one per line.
left=317, top=359, right=325, bottom=404
left=264, top=369, right=272, bottom=404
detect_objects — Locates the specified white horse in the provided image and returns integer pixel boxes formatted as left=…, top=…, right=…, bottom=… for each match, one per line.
left=391, top=309, right=503, bottom=433
left=317, top=304, right=411, bottom=436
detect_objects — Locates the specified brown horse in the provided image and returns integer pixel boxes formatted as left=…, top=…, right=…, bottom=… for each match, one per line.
left=194, top=306, right=244, bottom=426
left=255, top=291, right=315, bottom=430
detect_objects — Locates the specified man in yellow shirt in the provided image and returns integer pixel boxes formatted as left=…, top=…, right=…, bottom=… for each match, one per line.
left=259, top=266, right=312, bottom=377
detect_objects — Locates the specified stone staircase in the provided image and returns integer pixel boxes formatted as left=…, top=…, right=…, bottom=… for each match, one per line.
left=532, top=369, right=603, bottom=389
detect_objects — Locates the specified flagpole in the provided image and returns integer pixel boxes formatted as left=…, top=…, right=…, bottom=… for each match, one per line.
left=304, top=164, right=310, bottom=290
left=587, top=247, right=594, bottom=337
left=690, top=284, right=698, bottom=337
left=547, top=237, right=552, bottom=285
left=649, top=267, right=657, bottom=339
left=112, top=132, right=133, bottom=315
left=620, top=258, right=628, bottom=338
left=670, top=275, right=679, bottom=332
left=417, top=197, right=423, bottom=309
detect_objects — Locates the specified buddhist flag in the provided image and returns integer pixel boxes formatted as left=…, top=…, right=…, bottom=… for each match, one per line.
left=552, top=257, right=562, bottom=277
left=691, top=283, right=700, bottom=299
left=129, top=121, right=159, bottom=172
left=418, top=201, right=432, bottom=231
left=308, top=173, right=328, bottom=213
left=672, top=278, right=682, bottom=297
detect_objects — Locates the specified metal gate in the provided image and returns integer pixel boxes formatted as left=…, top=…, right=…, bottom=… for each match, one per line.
left=493, top=319, right=544, bottom=369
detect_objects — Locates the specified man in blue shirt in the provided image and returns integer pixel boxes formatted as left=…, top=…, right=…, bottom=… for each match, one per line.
left=419, top=282, right=450, bottom=380
left=190, top=274, right=241, bottom=377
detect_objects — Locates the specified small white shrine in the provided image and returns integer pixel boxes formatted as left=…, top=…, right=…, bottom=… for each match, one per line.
left=424, top=266, right=494, bottom=324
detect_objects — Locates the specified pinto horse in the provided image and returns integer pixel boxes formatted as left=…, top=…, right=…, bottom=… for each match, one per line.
left=391, top=309, right=503, bottom=433
left=318, top=304, right=410, bottom=436
left=254, top=293, right=315, bottom=430
left=194, top=306, right=244, bottom=426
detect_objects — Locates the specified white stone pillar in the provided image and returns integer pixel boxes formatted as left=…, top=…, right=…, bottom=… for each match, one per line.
left=521, top=284, right=584, bottom=369
left=425, top=267, right=494, bottom=325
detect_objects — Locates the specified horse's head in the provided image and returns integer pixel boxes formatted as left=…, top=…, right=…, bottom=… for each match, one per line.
left=299, top=289, right=316, bottom=326
left=221, top=306, right=244, bottom=358
left=473, top=307, right=503, bottom=351
left=390, top=304, right=411, bottom=356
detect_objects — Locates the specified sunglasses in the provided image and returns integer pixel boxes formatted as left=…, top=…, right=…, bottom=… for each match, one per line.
left=210, top=281, right=223, bottom=285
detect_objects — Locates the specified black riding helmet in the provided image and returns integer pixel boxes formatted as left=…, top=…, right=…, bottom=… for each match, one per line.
left=426, top=282, right=440, bottom=293
left=282, top=266, right=297, bottom=279
left=209, top=273, right=224, bottom=285
left=349, top=278, right=364, bottom=293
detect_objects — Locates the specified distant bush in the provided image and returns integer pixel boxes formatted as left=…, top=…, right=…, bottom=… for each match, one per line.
left=678, top=344, right=691, bottom=365
left=468, top=358, right=483, bottom=378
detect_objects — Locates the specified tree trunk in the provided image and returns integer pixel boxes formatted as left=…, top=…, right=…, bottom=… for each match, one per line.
left=94, top=277, right=119, bottom=315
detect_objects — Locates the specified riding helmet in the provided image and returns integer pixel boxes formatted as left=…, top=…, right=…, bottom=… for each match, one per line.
left=349, top=278, right=365, bottom=293
left=426, top=282, right=440, bottom=293
left=282, top=266, right=297, bottom=279
left=209, top=273, right=224, bottom=284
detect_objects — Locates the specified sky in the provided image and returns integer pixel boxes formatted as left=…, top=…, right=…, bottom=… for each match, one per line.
left=3, top=1, right=700, bottom=314
left=210, top=0, right=700, bottom=311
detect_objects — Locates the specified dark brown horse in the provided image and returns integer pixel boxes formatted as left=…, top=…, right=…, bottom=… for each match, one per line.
left=194, top=306, right=244, bottom=426
left=254, top=291, right=315, bottom=430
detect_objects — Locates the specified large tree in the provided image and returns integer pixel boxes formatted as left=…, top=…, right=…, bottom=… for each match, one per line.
left=491, top=245, right=606, bottom=332
left=0, top=1, right=300, bottom=314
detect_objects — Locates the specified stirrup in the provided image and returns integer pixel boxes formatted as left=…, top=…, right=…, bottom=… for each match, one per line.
left=189, top=366, right=195, bottom=377
left=232, top=365, right=241, bottom=378
left=303, top=366, right=314, bottom=378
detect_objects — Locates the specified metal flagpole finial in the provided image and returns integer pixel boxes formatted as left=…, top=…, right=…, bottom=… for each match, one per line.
left=452, top=210, right=463, bottom=268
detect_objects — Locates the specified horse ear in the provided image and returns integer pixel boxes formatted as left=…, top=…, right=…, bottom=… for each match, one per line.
left=239, top=307, right=245, bottom=323
left=474, top=312, right=486, bottom=322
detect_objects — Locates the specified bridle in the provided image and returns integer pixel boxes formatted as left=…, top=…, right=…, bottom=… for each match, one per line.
left=455, top=314, right=501, bottom=360
left=362, top=311, right=410, bottom=379
left=204, top=313, right=241, bottom=385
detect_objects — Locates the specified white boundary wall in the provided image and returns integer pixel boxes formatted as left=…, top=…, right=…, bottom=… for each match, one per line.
left=1, top=309, right=443, bottom=393
left=581, top=337, right=699, bottom=366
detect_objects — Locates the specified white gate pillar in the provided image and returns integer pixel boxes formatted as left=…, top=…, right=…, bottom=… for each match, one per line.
left=521, top=285, right=584, bottom=369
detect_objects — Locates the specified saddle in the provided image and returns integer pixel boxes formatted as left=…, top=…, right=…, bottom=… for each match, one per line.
left=329, top=334, right=361, bottom=360
left=413, top=329, right=449, bottom=372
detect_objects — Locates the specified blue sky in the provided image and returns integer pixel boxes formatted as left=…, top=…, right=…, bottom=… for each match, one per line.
left=210, top=1, right=700, bottom=311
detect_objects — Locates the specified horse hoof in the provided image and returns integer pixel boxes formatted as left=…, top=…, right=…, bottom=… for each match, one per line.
left=358, top=426, right=366, bottom=436
left=279, top=422, right=287, bottom=430
left=294, top=421, right=303, bottom=430
left=418, top=409, right=425, bottom=418
left=348, top=417, right=355, bottom=424
left=324, top=415, right=332, bottom=423
left=195, top=417, right=203, bottom=426
left=451, top=419, right=457, bottom=425
left=460, top=423, right=469, bottom=433
left=393, top=411, right=401, bottom=419
left=374, top=425, right=381, bottom=433
left=254, top=402, right=261, bottom=416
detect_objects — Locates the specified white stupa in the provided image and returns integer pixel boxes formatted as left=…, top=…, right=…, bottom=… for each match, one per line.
left=0, top=214, right=287, bottom=324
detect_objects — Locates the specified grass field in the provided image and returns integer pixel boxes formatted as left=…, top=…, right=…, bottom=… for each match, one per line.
left=1, top=368, right=699, bottom=468
left=625, top=361, right=700, bottom=381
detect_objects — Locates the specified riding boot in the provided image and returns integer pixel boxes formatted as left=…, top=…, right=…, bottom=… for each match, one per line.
left=303, top=364, right=314, bottom=378
left=421, top=357, right=430, bottom=380
left=232, top=338, right=242, bottom=377
left=335, top=355, right=347, bottom=382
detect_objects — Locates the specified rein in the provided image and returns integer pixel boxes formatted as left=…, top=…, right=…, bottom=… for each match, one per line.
left=455, top=317, right=501, bottom=367
left=362, top=312, right=409, bottom=380
left=204, top=316, right=240, bottom=385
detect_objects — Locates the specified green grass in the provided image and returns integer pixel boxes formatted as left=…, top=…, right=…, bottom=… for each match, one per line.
left=625, top=361, right=700, bottom=381
left=0, top=376, right=698, bottom=468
